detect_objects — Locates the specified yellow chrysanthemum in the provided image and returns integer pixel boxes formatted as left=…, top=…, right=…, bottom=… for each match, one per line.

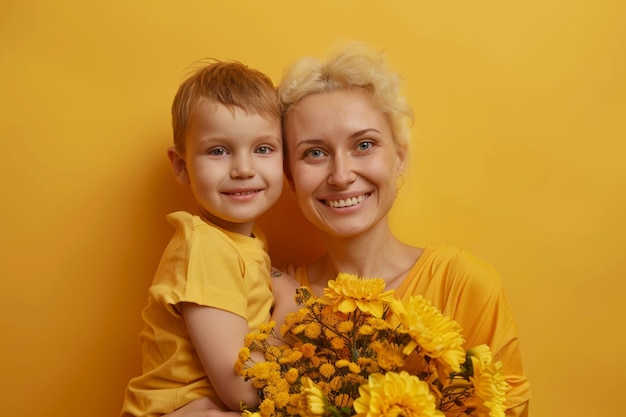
left=468, top=344, right=493, bottom=369
left=470, top=357, right=510, bottom=417
left=244, top=334, right=257, bottom=347
left=329, top=376, right=343, bottom=391
left=242, top=410, right=261, bottom=417
left=265, top=345, right=284, bottom=362
left=292, top=323, right=307, bottom=335
left=279, top=349, right=303, bottom=364
left=304, top=322, right=323, bottom=339
left=357, top=357, right=380, bottom=375
left=330, top=336, right=346, bottom=350
left=353, top=371, right=444, bottom=417
left=334, top=392, right=354, bottom=409
left=285, top=367, right=299, bottom=384
left=281, top=308, right=312, bottom=334
left=324, top=273, right=396, bottom=318
left=337, top=320, right=354, bottom=334
left=274, top=391, right=291, bottom=408
left=259, top=321, right=276, bottom=333
left=320, top=363, right=336, bottom=378
left=368, top=317, right=393, bottom=331
left=264, top=385, right=279, bottom=397
left=233, top=359, right=245, bottom=376
left=249, top=361, right=281, bottom=382
left=295, top=286, right=312, bottom=304
left=344, top=372, right=367, bottom=387
left=318, top=380, right=331, bottom=396
left=238, top=347, right=251, bottom=363
left=254, top=333, right=269, bottom=342
left=299, top=342, right=317, bottom=358
left=391, top=296, right=465, bottom=373
left=336, top=359, right=350, bottom=368
left=371, top=341, right=405, bottom=371
left=310, top=355, right=322, bottom=368
left=273, top=377, right=290, bottom=393
left=357, top=324, right=375, bottom=335
left=299, top=377, right=327, bottom=417
left=259, top=398, right=275, bottom=417
left=347, top=362, right=362, bottom=374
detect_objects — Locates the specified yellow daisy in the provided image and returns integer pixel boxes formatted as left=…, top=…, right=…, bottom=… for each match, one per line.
left=299, top=377, right=327, bottom=417
left=470, top=357, right=510, bottom=417
left=391, top=296, right=466, bottom=374
left=353, top=371, right=444, bottom=417
left=371, top=341, right=405, bottom=371
left=323, top=273, right=396, bottom=318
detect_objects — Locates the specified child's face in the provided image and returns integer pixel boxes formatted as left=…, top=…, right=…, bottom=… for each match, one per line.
left=176, top=100, right=283, bottom=235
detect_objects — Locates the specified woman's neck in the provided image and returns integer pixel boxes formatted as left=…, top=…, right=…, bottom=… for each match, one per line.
left=308, top=223, right=422, bottom=291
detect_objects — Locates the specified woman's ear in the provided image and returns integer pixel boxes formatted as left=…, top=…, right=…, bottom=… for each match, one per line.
left=167, top=146, right=190, bottom=185
left=395, top=144, right=409, bottom=175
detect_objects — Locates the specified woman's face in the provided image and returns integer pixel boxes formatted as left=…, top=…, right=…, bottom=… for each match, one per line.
left=284, top=89, right=407, bottom=238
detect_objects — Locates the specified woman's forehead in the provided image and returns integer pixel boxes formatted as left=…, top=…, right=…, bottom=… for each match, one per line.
left=285, top=90, right=387, bottom=134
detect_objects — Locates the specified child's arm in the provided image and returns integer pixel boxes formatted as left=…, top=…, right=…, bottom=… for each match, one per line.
left=181, top=303, right=262, bottom=411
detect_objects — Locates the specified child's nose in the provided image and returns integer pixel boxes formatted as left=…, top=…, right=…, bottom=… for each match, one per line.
left=231, top=155, right=255, bottom=179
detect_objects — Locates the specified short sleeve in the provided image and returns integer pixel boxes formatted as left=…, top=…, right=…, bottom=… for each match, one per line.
left=149, top=211, right=249, bottom=321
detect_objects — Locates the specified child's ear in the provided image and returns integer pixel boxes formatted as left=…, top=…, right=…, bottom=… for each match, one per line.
left=167, top=146, right=190, bottom=185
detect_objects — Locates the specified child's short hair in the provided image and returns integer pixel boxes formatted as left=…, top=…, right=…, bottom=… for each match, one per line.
left=172, top=60, right=280, bottom=151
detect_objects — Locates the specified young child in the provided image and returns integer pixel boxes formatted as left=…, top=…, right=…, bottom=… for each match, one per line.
left=120, top=60, right=292, bottom=416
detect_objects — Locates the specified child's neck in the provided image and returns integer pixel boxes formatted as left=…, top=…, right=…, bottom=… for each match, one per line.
left=198, top=208, right=255, bottom=237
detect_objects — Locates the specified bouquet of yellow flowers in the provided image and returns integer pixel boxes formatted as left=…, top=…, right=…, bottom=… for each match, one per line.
left=235, top=273, right=509, bottom=417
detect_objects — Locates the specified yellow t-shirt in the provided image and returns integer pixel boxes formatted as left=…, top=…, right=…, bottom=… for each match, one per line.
left=120, top=211, right=273, bottom=417
left=293, top=246, right=531, bottom=412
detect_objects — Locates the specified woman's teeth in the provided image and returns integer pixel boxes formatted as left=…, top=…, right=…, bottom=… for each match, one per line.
left=325, top=194, right=368, bottom=208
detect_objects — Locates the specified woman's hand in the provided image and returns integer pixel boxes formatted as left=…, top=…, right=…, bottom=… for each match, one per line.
left=164, top=397, right=239, bottom=417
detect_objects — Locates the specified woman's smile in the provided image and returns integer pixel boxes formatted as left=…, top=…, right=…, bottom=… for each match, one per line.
left=323, top=193, right=370, bottom=208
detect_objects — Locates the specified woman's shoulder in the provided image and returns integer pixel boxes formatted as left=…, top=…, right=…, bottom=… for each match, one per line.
left=420, top=245, right=503, bottom=289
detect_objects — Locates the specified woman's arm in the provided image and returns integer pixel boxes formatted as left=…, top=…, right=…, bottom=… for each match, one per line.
left=268, top=267, right=300, bottom=332
left=181, top=303, right=262, bottom=411
left=164, top=397, right=239, bottom=417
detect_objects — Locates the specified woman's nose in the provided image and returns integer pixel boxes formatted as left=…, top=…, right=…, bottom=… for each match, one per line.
left=327, top=154, right=356, bottom=187
left=230, top=154, right=255, bottom=179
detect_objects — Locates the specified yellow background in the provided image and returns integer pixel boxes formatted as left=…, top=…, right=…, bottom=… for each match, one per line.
left=1, top=1, right=624, bottom=416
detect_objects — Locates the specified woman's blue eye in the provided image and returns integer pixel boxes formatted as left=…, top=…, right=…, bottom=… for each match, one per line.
left=306, top=149, right=324, bottom=158
left=358, top=141, right=372, bottom=151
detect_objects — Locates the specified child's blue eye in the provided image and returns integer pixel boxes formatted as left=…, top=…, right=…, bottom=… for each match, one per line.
left=208, top=147, right=227, bottom=156
left=256, top=146, right=271, bottom=154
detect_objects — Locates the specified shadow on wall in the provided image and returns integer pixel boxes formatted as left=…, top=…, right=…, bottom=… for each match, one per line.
left=257, top=179, right=326, bottom=270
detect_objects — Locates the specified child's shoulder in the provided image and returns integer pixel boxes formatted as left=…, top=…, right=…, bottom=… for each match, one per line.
left=165, top=211, right=221, bottom=236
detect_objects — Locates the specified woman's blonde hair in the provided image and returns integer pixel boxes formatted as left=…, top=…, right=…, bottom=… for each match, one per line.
left=278, top=41, right=414, bottom=152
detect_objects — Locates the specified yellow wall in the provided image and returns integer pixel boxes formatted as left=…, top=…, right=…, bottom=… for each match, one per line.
left=1, top=1, right=624, bottom=415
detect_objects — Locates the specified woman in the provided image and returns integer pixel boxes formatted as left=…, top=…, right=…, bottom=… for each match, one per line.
left=168, top=41, right=531, bottom=417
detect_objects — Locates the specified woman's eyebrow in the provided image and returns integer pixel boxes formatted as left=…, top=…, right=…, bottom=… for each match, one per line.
left=294, top=138, right=325, bottom=149
left=350, top=128, right=381, bottom=138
